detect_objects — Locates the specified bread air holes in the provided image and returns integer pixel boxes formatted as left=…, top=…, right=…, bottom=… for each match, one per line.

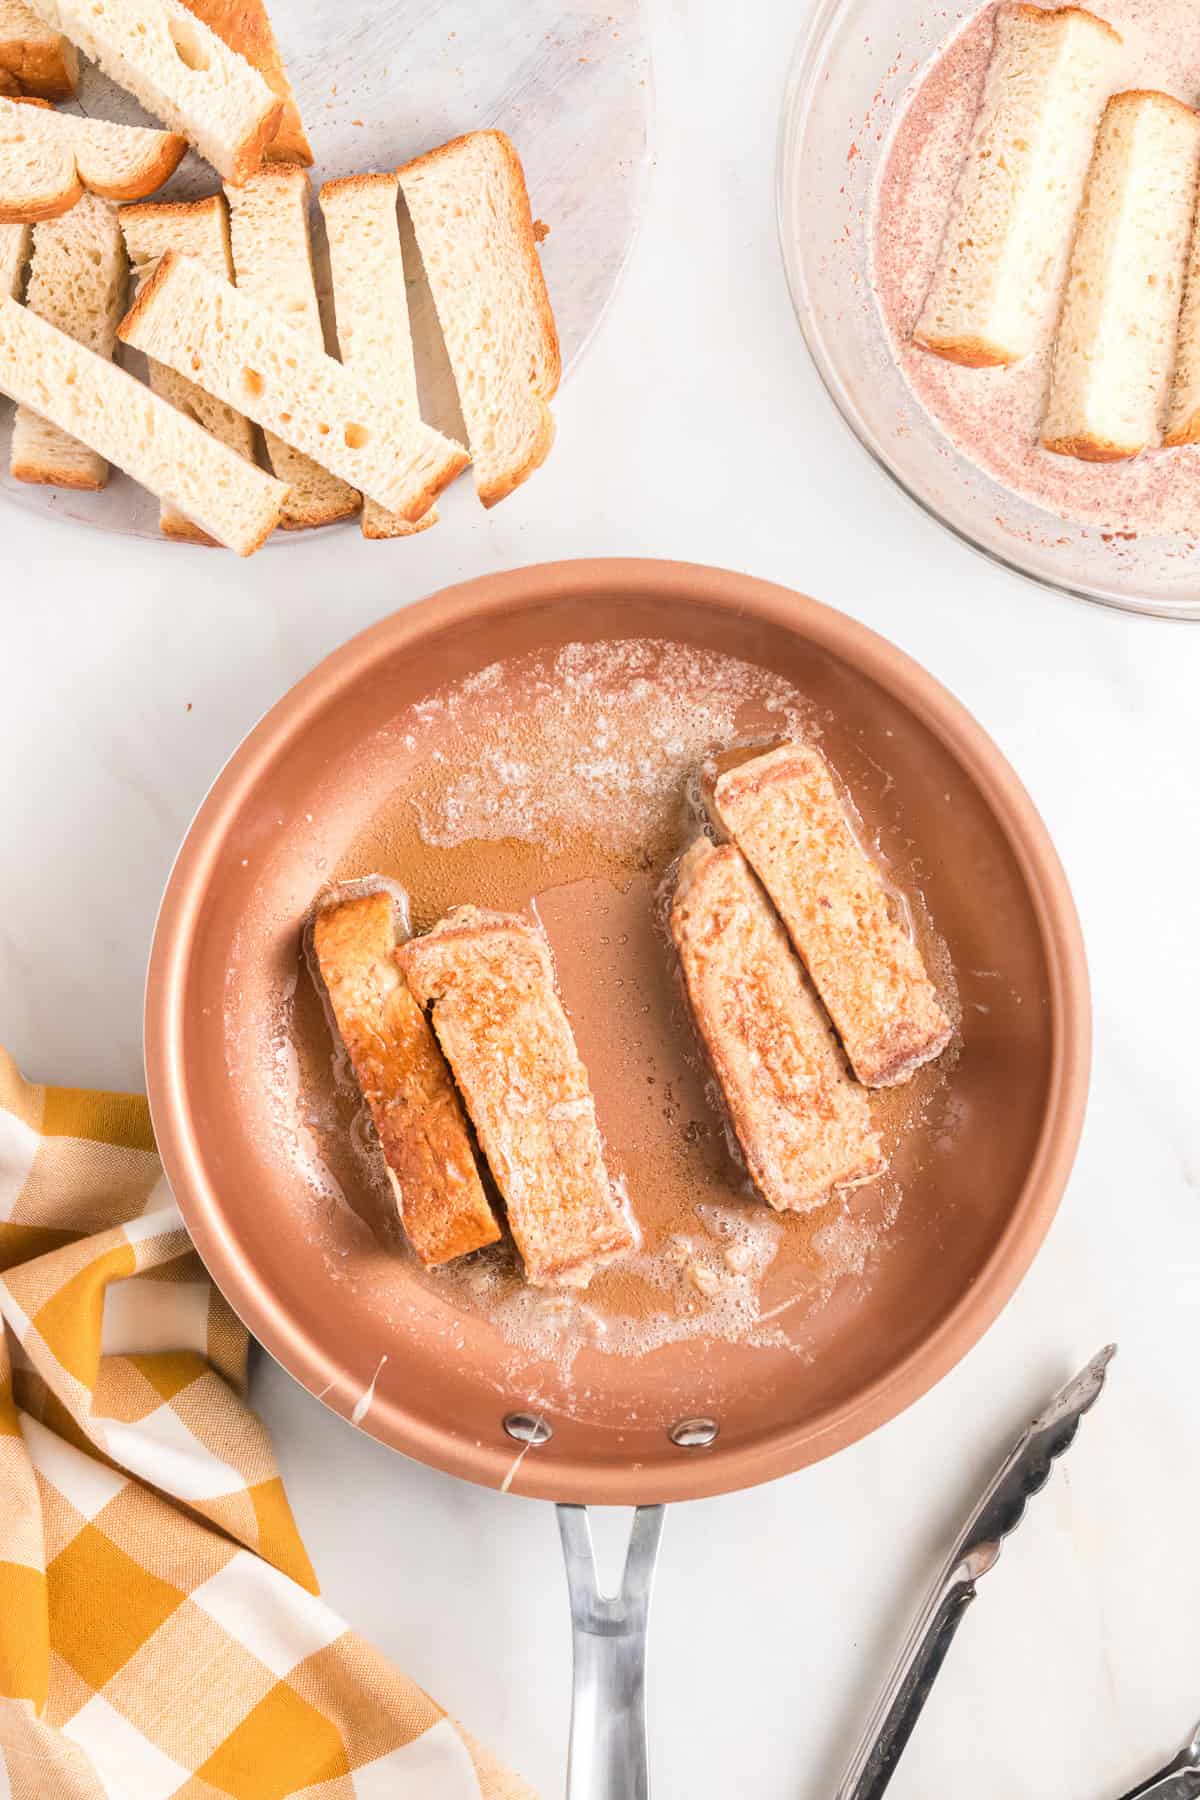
left=168, top=17, right=211, bottom=71
left=242, top=366, right=265, bottom=399
left=343, top=422, right=369, bottom=449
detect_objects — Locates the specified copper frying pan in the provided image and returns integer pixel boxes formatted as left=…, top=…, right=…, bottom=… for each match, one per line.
left=144, top=560, right=1089, bottom=1794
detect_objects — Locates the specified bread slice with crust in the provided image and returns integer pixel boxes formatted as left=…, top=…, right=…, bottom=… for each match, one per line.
left=1044, top=90, right=1200, bottom=461
left=120, top=193, right=255, bottom=543
left=0, top=94, right=186, bottom=223
left=399, top=130, right=559, bottom=507
left=226, top=164, right=359, bottom=529
left=710, top=742, right=952, bottom=1088
left=312, top=890, right=501, bottom=1269
left=0, top=0, right=77, bottom=99
left=914, top=5, right=1121, bottom=369
left=23, top=0, right=281, bottom=184
left=671, top=839, right=884, bottom=1213
left=401, top=906, right=637, bottom=1289
left=180, top=0, right=310, bottom=164
left=118, top=249, right=469, bottom=518
left=0, top=293, right=288, bottom=549
left=320, top=171, right=435, bottom=540
left=11, top=191, right=125, bottom=487
left=0, top=216, right=28, bottom=292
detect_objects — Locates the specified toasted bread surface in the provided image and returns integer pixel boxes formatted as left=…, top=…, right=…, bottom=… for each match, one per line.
left=671, top=840, right=884, bottom=1212
left=711, top=743, right=952, bottom=1088
left=402, top=906, right=636, bottom=1288
left=313, top=891, right=500, bottom=1268
left=0, top=0, right=77, bottom=98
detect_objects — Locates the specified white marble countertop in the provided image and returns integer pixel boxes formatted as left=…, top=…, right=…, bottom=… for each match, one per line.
left=3, top=2, right=1200, bottom=1795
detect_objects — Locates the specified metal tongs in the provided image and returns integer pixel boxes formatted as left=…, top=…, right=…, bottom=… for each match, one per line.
left=836, top=1345, right=1117, bottom=1800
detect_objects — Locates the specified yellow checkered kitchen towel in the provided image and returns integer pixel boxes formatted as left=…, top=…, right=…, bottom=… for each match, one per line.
left=0, top=1050, right=534, bottom=1800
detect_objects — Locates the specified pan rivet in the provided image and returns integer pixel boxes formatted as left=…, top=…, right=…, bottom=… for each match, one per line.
left=669, top=1417, right=719, bottom=1449
left=503, top=1412, right=553, bottom=1447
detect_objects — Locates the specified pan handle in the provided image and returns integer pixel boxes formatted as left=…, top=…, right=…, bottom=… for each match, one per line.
left=557, top=1504, right=666, bottom=1800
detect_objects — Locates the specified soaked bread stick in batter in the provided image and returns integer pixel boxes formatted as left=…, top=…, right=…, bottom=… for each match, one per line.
left=671, top=839, right=884, bottom=1213
left=710, top=742, right=951, bottom=1087
left=401, top=906, right=637, bottom=1288
left=312, top=889, right=501, bottom=1267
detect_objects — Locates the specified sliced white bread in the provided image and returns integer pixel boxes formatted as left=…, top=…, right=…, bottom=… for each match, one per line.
left=0, top=294, right=287, bottom=547
left=399, top=130, right=559, bottom=507
left=118, top=250, right=469, bottom=517
left=0, top=216, right=28, bottom=293
left=320, top=172, right=435, bottom=541
left=0, top=94, right=186, bottom=223
left=0, top=0, right=76, bottom=98
left=121, top=193, right=255, bottom=542
left=914, top=5, right=1121, bottom=369
left=226, top=165, right=359, bottom=529
left=181, top=0, right=309, bottom=164
left=1165, top=180, right=1200, bottom=445
left=24, top=0, right=281, bottom=184
left=11, top=191, right=125, bottom=487
left=1043, top=90, right=1200, bottom=461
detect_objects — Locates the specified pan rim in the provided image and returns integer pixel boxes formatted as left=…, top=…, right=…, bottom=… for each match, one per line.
left=144, top=558, right=1091, bottom=1504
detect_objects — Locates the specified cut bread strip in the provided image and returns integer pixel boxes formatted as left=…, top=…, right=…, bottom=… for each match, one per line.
left=0, top=94, right=186, bottom=223
left=402, top=906, right=637, bottom=1289
left=1164, top=141, right=1200, bottom=444
left=914, top=5, right=1121, bottom=369
left=11, top=192, right=125, bottom=487
left=121, top=193, right=255, bottom=543
left=1044, top=90, right=1200, bottom=461
left=671, top=840, right=884, bottom=1213
left=320, top=171, right=435, bottom=540
left=0, top=217, right=27, bottom=293
left=0, top=0, right=76, bottom=98
left=24, top=0, right=282, bottom=184
left=181, top=0, right=310, bottom=164
left=710, top=743, right=952, bottom=1088
left=119, top=250, right=468, bottom=518
left=0, top=294, right=287, bottom=549
left=227, top=165, right=359, bottom=529
left=399, top=130, right=559, bottom=507
left=312, top=890, right=500, bottom=1269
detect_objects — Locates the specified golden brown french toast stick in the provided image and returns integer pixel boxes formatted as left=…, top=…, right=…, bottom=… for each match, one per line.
left=401, top=906, right=636, bottom=1288
left=312, top=889, right=500, bottom=1267
left=671, top=840, right=884, bottom=1212
left=710, top=743, right=951, bottom=1087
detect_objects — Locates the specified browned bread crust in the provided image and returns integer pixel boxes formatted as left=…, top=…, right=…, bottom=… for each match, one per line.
left=313, top=890, right=501, bottom=1268
left=402, top=906, right=636, bottom=1288
left=1009, top=3, right=1121, bottom=47
left=711, top=742, right=952, bottom=1088
left=0, top=97, right=187, bottom=223
left=0, top=23, right=78, bottom=100
left=910, top=330, right=1018, bottom=369
left=180, top=0, right=311, bottom=164
left=671, top=840, right=884, bottom=1213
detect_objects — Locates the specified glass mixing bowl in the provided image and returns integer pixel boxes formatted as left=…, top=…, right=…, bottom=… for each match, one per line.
left=776, top=0, right=1200, bottom=620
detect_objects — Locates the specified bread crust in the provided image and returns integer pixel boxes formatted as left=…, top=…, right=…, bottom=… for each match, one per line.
left=0, top=98, right=187, bottom=222
left=0, top=26, right=78, bottom=100
left=1041, top=430, right=1140, bottom=461
left=1163, top=411, right=1200, bottom=447
left=10, top=451, right=103, bottom=488
left=1008, top=3, right=1122, bottom=47
left=911, top=329, right=1018, bottom=369
left=178, top=0, right=310, bottom=164
left=224, top=91, right=284, bottom=186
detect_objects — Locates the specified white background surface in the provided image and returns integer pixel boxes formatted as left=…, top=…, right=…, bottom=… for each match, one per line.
left=2, top=3, right=1200, bottom=1797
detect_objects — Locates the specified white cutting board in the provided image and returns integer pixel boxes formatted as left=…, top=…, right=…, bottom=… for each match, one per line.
left=0, top=0, right=652, bottom=541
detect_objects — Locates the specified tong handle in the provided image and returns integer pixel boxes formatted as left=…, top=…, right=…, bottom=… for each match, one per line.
left=836, top=1574, right=977, bottom=1800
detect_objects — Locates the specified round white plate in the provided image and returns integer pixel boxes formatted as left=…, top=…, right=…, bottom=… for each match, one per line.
left=1, top=0, right=652, bottom=541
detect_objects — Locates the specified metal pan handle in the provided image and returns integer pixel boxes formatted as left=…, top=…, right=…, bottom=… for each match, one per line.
left=557, top=1504, right=666, bottom=1800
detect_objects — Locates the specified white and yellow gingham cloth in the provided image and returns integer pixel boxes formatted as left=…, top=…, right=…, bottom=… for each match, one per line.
left=0, top=1049, right=534, bottom=1800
